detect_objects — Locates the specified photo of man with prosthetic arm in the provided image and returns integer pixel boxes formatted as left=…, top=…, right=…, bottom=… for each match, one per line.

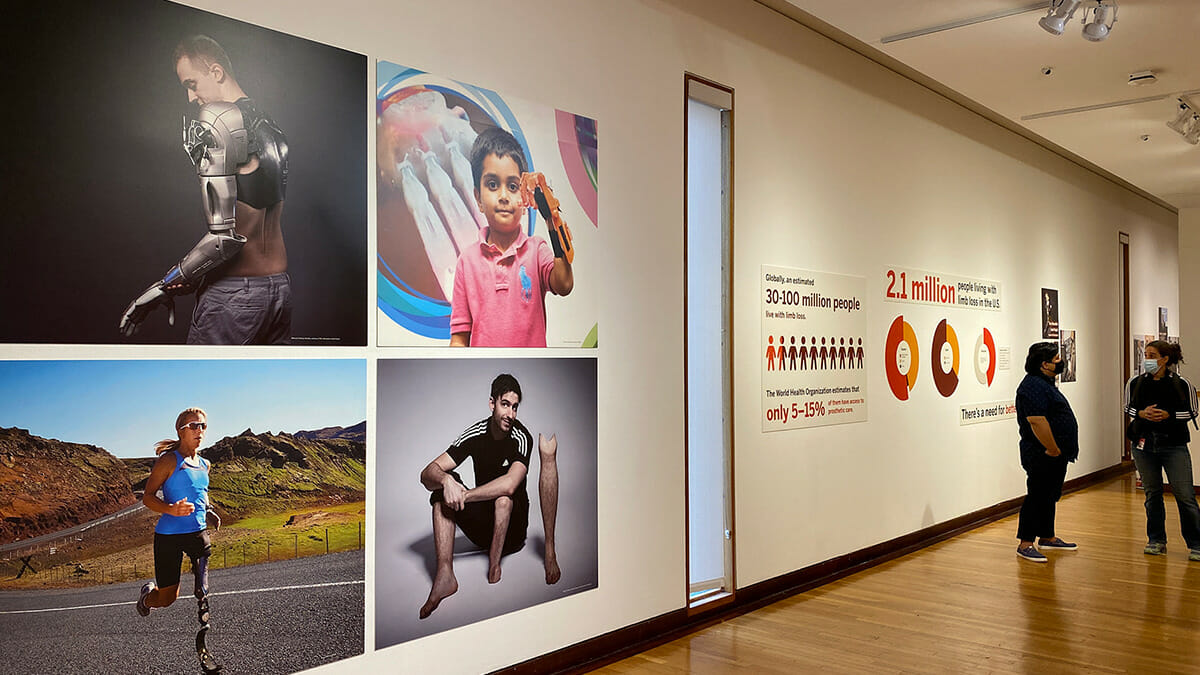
left=0, top=1, right=365, bottom=345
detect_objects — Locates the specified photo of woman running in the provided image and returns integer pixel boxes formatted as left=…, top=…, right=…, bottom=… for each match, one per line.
left=135, top=407, right=223, bottom=672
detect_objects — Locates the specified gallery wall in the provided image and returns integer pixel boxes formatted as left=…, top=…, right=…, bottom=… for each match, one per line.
left=1180, top=208, right=1200, bottom=485
left=2, top=0, right=1181, bottom=673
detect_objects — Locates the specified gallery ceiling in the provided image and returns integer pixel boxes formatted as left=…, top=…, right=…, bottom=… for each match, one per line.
left=764, top=0, right=1200, bottom=210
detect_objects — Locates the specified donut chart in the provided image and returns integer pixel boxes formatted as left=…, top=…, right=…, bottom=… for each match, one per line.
left=931, top=319, right=960, bottom=397
left=974, top=327, right=997, bottom=386
left=885, top=316, right=920, bottom=400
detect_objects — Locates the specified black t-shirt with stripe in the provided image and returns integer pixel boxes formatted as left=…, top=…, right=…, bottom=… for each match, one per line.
left=447, top=417, right=532, bottom=504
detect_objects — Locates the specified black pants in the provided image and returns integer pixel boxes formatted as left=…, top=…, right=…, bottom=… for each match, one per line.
left=1016, top=452, right=1069, bottom=542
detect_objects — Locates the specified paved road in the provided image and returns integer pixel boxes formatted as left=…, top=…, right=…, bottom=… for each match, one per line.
left=0, top=550, right=364, bottom=674
left=1, top=503, right=144, bottom=555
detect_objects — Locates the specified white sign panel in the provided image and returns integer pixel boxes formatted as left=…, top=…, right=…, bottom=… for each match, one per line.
left=882, top=266, right=1002, bottom=312
left=959, top=400, right=1017, bottom=426
left=761, top=265, right=868, bottom=432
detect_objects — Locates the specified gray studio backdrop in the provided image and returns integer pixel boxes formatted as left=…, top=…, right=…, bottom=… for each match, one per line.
left=375, top=357, right=598, bottom=648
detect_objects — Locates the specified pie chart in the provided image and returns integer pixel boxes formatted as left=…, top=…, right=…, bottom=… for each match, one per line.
left=885, top=316, right=920, bottom=400
left=974, top=328, right=997, bottom=386
left=932, top=318, right=960, bottom=397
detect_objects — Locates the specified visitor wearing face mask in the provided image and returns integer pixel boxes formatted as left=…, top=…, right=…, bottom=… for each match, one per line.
left=1123, top=340, right=1200, bottom=561
left=1013, top=341, right=1079, bottom=562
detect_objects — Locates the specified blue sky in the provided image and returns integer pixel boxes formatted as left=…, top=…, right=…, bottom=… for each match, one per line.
left=0, top=360, right=366, bottom=458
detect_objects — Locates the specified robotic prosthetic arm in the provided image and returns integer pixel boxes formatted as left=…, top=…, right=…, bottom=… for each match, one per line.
left=119, top=102, right=250, bottom=337
left=519, top=172, right=574, bottom=263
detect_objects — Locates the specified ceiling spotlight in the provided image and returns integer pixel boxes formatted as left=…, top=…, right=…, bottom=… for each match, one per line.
left=1038, top=1, right=1117, bottom=41
left=1167, top=97, right=1200, bottom=145
left=1185, top=117, right=1200, bottom=145
left=1167, top=101, right=1192, bottom=136
left=1081, top=2, right=1118, bottom=42
left=1039, top=0, right=1081, bottom=35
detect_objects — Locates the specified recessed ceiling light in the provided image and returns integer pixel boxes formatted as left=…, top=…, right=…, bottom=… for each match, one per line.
left=1128, top=70, right=1158, bottom=86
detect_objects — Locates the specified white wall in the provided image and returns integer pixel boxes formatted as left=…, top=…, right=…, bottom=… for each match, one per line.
left=1179, top=208, right=1200, bottom=485
left=74, top=0, right=1180, bottom=671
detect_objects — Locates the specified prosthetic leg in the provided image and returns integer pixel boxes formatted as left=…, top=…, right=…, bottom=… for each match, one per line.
left=191, top=555, right=223, bottom=674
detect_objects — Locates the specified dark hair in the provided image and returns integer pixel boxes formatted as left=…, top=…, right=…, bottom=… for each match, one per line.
left=490, top=373, right=522, bottom=402
left=1147, top=340, right=1184, bottom=367
left=1024, top=341, right=1059, bottom=374
left=173, top=35, right=235, bottom=80
left=470, top=127, right=527, bottom=189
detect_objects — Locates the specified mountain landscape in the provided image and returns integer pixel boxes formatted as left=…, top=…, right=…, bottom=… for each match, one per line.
left=202, top=425, right=366, bottom=520
left=1, top=423, right=366, bottom=546
left=0, top=428, right=137, bottom=545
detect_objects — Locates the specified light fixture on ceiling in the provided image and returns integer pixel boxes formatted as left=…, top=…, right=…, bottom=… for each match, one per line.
left=1038, top=0, right=1081, bottom=35
left=1081, top=2, right=1118, bottom=41
left=1038, top=0, right=1117, bottom=41
left=1128, top=70, right=1158, bottom=87
left=1166, top=97, right=1200, bottom=145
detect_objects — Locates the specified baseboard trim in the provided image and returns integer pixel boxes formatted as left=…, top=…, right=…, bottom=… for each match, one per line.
left=495, top=461, right=1134, bottom=674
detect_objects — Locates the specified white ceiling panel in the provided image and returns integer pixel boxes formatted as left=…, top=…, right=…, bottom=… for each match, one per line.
left=778, top=0, right=1200, bottom=207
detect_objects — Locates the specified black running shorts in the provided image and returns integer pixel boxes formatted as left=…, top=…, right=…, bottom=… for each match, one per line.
left=154, top=530, right=212, bottom=588
left=429, top=471, right=528, bottom=555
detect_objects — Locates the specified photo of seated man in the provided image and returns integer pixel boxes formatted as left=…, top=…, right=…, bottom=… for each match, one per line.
left=374, top=358, right=598, bottom=648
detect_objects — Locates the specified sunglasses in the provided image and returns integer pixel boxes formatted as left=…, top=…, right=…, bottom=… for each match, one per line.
left=179, top=421, right=208, bottom=431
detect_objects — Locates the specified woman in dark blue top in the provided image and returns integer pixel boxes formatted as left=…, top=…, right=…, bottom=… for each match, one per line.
left=136, top=407, right=221, bottom=616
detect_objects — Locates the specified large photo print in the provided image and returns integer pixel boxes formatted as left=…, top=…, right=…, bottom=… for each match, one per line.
left=375, top=357, right=598, bottom=648
left=0, top=359, right=367, bottom=673
left=376, top=61, right=598, bottom=347
left=1, top=1, right=367, bottom=345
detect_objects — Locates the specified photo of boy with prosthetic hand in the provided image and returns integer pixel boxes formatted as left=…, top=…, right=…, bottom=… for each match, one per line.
left=449, top=127, right=576, bottom=348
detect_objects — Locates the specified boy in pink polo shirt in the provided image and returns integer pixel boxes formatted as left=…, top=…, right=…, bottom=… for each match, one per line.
left=449, top=128, right=575, bottom=347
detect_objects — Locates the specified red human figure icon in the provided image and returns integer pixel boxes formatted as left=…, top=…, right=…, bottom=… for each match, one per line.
left=819, top=337, right=828, bottom=370
left=766, top=335, right=776, bottom=371
left=798, top=336, right=808, bottom=370
left=808, top=337, right=818, bottom=369
left=788, top=336, right=798, bottom=369
left=856, top=338, right=864, bottom=368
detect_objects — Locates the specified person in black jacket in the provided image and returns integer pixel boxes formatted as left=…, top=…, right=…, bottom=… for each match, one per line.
left=1124, top=340, right=1200, bottom=561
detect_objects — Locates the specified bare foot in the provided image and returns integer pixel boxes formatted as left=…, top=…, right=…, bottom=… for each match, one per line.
left=418, top=571, right=458, bottom=619
left=545, top=554, right=561, bottom=585
left=488, top=563, right=502, bottom=584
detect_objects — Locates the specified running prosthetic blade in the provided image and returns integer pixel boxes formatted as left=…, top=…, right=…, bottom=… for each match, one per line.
left=195, top=596, right=223, bottom=673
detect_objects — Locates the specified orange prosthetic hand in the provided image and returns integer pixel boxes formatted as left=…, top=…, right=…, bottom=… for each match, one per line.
left=519, top=172, right=574, bottom=263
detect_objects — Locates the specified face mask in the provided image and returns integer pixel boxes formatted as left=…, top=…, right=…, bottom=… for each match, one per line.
left=1144, top=359, right=1161, bottom=375
left=1053, top=360, right=1066, bottom=375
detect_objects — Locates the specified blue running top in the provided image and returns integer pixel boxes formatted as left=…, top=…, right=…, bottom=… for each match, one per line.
left=154, top=451, right=210, bottom=535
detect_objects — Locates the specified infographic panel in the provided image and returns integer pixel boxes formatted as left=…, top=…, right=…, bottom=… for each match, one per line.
left=761, top=265, right=867, bottom=432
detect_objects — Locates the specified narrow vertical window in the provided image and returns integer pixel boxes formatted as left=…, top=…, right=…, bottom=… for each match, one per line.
left=685, top=75, right=734, bottom=610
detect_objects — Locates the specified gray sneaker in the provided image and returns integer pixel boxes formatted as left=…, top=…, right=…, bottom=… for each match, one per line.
left=136, top=582, right=155, bottom=617
left=1189, top=549, right=1200, bottom=562
left=1144, top=542, right=1167, bottom=556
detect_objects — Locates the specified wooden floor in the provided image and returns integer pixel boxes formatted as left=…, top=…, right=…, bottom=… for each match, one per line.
left=599, top=475, right=1200, bottom=674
